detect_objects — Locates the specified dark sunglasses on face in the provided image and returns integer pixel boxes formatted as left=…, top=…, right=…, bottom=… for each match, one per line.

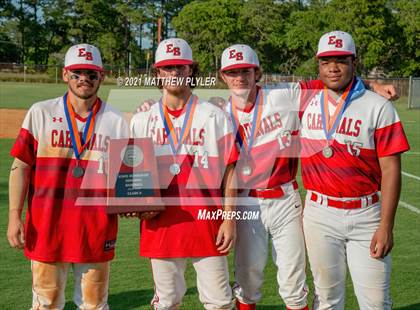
left=69, top=70, right=100, bottom=81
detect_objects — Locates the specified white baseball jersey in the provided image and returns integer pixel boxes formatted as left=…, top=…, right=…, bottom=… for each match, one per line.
left=229, top=85, right=309, bottom=309
left=299, top=77, right=410, bottom=197
left=300, top=77, right=405, bottom=310
left=228, top=85, right=302, bottom=190
left=130, top=99, right=238, bottom=258
left=11, top=96, right=129, bottom=262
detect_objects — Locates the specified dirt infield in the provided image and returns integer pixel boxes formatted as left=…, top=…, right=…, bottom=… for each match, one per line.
left=0, top=109, right=133, bottom=139
left=0, top=109, right=26, bottom=139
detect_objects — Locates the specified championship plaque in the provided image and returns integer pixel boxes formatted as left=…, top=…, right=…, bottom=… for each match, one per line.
left=107, top=138, right=164, bottom=214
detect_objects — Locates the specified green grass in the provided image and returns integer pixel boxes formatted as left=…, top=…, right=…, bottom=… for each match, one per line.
left=0, top=82, right=231, bottom=112
left=0, top=82, right=120, bottom=110
left=0, top=95, right=419, bottom=309
left=397, top=101, right=420, bottom=207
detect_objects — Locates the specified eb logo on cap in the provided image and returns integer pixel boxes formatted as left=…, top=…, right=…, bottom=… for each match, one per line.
left=166, top=44, right=181, bottom=56
left=328, top=36, right=343, bottom=48
left=229, top=50, right=243, bottom=61
left=78, top=48, right=93, bottom=61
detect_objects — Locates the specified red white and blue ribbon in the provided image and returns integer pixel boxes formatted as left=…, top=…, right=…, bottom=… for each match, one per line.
left=320, top=78, right=355, bottom=142
left=229, top=88, right=264, bottom=156
left=158, top=94, right=197, bottom=156
left=63, top=92, right=101, bottom=160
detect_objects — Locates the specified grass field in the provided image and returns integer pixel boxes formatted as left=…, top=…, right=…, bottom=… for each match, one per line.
left=0, top=83, right=419, bottom=309
left=0, top=82, right=129, bottom=110
left=0, top=82, right=230, bottom=112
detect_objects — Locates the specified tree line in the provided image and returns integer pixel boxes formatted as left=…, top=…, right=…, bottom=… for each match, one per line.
left=1, top=0, right=418, bottom=77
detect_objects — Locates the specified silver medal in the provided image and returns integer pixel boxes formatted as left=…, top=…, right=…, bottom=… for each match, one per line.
left=72, top=165, right=84, bottom=178
left=169, top=163, right=181, bottom=175
left=322, top=146, right=333, bottom=158
left=242, top=165, right=252, bottom=176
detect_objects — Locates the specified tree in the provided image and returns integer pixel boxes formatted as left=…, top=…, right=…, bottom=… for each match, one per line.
left=285, top=0, right=399, bottom=76
left=65, top=0, right=145, bottom=70
left=0, top=32, right=20, bottom=62
left=0, top=0, right=21, bottom=62
left=390, top=0, right=420, bottom=76
left=284, top=1, right=328, bottom=75
left=239, top=0, right=301, bottom=73
left=41, top=0, right=72, bottom=65
left=172, top=0, right=244, bottom=72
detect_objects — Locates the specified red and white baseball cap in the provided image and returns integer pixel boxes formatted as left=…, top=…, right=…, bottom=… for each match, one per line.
left=154, top=38, right=193, bottom=67
left=317, top=31, right=356, bottom=58
left=221, top=44, right=260, bottom=71
left=64, top=44, right=103, bottom=71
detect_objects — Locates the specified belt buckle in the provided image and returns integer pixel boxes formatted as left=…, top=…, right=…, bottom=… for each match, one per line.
left=281, top=182, right=293, bottom=196
left=341, top=199, right=360, bottom=209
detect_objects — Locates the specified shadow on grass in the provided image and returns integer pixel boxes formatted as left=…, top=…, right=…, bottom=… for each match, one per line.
left=252, top=306, right=286, bottom=310
left=108, top=289, right=155, bottom=309
left=63, top=289, right=153, bottom=309
left=256, top=304, right=420, bottom=310
left=395, top=304, right=420, bottom=310
left=63, top=287, right=200, bottom=309
left=0, top=180, right=9, bottom=200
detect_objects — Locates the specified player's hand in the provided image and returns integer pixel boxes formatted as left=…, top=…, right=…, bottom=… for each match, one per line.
left=119, top=212, right=140, bottom=218
left=139, top=211, right=160, bottom=220
left=7, top=211, right=25, bottom=249
left=208, top=96, right=227, bottom=109
left=370, top=82, right=399, bottom=101
left=135, top=99, right=156, bottom=113
left=370, top=225, right=394, bottom=259
left=216, top=219, right=236, bottom=253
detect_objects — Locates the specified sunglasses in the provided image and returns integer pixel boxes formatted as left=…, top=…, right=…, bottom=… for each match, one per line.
left=69, top=70, right=100, bottom=81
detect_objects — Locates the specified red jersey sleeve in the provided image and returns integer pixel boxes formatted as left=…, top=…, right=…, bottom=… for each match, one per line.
left=10, top=106, right=38, bottom=165
left=374, top=101, right=410, bottom=157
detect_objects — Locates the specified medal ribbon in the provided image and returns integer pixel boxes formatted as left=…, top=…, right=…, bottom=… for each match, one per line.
left=63, top=93, right=101, bottom=160
left=320, top=79, right=355, bottom=142
left=159, top=94, right=197, bottom=155
left=229, top=88, right=264, bottom=155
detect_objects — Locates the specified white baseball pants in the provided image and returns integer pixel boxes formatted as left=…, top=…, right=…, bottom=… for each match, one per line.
left=31, top=261, right=110, bottom=310
left=150, top=256, right=233, bottom=310
left=303, top=192, right=392, bottom=310
left=233, top=185, right=308, bottom=309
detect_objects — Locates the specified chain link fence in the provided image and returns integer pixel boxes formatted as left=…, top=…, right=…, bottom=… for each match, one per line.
left=408, top=77, right=420, bottom=109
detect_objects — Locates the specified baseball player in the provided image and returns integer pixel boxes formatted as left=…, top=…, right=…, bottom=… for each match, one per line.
left=7, top=44, right=129, bottom=309
left=299, top=31, right=410, bottom=309
left=130, top=38, right=238, bottom=310
left=136, top=43, right=398, bottom=310
left=219, top=44, right=309, bottom=310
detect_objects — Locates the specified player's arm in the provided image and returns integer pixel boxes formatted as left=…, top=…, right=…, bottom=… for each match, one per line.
left=370, top=154, right=401, bottom=259
left=7, top=158, right=31, bottom=249
left=135, top=99, right=156, bottom=113
left=364, top=80, right=399, bottom=101
left=301, top=79, right=399, bottom=101
left=216, top=162, right=237, bottom=253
